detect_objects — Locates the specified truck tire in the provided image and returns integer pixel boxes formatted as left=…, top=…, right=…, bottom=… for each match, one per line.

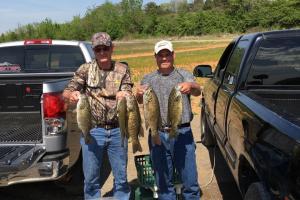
left=57, top=151, right=111, bottom=195
left=244, top=182, right=271, bottom=200
left=201, top=107, right=215, bottom=147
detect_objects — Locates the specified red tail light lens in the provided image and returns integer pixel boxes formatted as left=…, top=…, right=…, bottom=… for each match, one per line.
left=43, top=92, right=65, bottom=118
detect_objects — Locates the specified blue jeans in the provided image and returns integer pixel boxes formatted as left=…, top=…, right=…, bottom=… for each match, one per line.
left=80, top=127, right=130, bottom=200
left=149, top=127, right=200, bottom=200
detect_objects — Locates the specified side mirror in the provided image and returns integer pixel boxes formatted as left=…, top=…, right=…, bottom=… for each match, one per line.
left=193, top=65, right=213, bottom=78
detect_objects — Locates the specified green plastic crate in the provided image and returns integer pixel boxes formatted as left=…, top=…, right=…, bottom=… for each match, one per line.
left=134, top=154, right=182, bottom=186
left=134, top=154, right=156, bottom=188
left=134, top=154, right=182, bottom=199
left=134, top=187, right=155, bottom=200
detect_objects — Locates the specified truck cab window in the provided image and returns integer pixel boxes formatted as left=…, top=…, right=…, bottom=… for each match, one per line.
left=223, top=40, right=249, bottom=89
left=247, top=37, right=300, bottom=87
left=25, top=48, right=49, bottom=71
left=0, top=46, right=24, bottom=72
left=214, top=41, right=236, bottom=80
left=85, top=43, right=95, bottom=59
left=50, top=46, right=85, bottom=72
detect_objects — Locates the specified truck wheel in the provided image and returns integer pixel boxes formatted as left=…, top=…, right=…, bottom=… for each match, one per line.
left=57, top=151, right=111, bottom=195
left=201, top=107, right=215, bottom=147
left=244, top=182, right=271, bottom=200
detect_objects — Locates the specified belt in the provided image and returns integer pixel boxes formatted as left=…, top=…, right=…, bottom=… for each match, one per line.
left=94, top=123, right=119, bottom=130
left=160, top=123, right=190, bottom=132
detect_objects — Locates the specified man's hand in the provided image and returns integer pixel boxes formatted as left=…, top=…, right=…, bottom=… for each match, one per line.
left=135, top=84, right=149, bottom=103
left=178, top=82, right=201, bottom=96
left=68, top=91, right=80, bottom=104
left=116, top=91, right=130, bottom=101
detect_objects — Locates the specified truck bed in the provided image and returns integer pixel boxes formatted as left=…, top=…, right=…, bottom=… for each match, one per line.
left=247, top=90, right=300, bottom=126
left=0, top=112, right=42, bottom=143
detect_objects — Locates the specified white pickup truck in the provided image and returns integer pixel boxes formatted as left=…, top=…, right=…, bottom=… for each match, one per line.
left=0, top=39, right=110, bottom=192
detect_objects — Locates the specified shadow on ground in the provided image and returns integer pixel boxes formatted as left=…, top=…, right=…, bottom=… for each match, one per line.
left=205, top=144, right=242, bottom=200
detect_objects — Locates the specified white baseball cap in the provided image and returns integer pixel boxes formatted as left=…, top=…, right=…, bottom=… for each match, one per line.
left=154, top=40, right=173, bottom=54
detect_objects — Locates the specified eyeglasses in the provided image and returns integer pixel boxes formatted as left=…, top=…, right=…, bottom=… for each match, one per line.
left=94, top=46, right=110, bottom=53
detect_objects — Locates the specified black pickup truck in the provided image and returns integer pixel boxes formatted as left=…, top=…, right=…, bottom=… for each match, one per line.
left=0, top=39, right=110, bottom=193
left=194, top=29, right=300, bottom=200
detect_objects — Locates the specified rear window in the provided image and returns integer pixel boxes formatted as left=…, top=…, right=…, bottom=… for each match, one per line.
left=247, top=37, right=300, bottom=86
left=85, top=43, right=95, bottom=59
left=0, top=45, right=85, bottom=73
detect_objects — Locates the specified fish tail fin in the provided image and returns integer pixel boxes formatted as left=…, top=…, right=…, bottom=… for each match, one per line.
left=84, top=134, right=93, bottom=144
left=125, top=130, right=129, bottom=140
left=121, top=136, right=125, bottom=147
left=169, top=128, right=177, bottom=138
left=132, top=141, right=143, bottom=154
left=139, top=125, right=144, bottom=137
left=151, top=134, right=161, bottom=145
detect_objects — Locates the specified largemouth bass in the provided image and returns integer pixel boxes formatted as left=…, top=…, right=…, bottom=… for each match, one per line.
left=168, top=85, right=183, bottom=138
left=117, top=97, right=128, bottom=147
left=126, top=95, right=143, bottom=153
left=77, top=93, right=93, bottom=144
left=143, top=87, right=161, bottom=145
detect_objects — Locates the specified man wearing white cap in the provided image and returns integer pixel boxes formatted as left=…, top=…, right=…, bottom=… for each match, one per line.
left=136, top=40, right=201, bottom=199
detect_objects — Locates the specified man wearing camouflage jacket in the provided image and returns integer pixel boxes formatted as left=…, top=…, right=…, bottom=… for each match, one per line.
left=63, top=32, right=132, bottom=200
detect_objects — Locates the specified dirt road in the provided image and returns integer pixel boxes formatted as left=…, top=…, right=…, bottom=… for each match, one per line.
left=0, top=114, right=241, bottom=200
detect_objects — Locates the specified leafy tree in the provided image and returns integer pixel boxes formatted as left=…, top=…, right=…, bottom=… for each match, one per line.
left=191, top=0, right=204, bottom=11
left=203, top=0, right=214, bottom=10
left=144, top=2, right=163, bottom=15
left=84, top=2, right=124, bottom=39
left=155, top=14, right=178, bottom=35
left=121, top=0, right=144, bottom=34
left=177, top=1, right=190, bottom=13
left=0, top=0, right=299, bottom=42
left=142, top=2, right=158, bottom=35
left=176, top=12, right=199, bottom=35
left=35, top=18, right=58, bottom=39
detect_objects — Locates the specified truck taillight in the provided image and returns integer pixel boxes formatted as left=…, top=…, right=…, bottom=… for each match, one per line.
left=24, top=39, right=52, bottom=45
left=43, top=92, right=66, bottom=135
left=43, top=92, right=65, bottom=118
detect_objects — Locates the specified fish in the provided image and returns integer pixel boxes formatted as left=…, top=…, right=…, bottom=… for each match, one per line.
left=143, top=87, right=162, bottom=145
left=117, top=97, right=128, bottom=147
left=168, top=85, right=183, bottom=138
left=126, top=95, right=143, bottom=153
left=76, top=93, right=93, bottom=144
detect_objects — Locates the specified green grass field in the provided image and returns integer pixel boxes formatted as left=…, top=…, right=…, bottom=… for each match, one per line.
left=112, top=36, right=234, bottom=114
left=113, top=40, right=230, bottom=56
left=112, top=37, right=233, bottom=83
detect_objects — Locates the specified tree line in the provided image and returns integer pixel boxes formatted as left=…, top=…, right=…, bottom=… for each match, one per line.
left=0, top=0, right=299, bottom=42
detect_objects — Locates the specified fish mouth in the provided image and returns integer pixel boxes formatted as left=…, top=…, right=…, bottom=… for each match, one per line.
left=176, top=85, right=182, bottom=91
left=143, top=90, right=153, bottom=102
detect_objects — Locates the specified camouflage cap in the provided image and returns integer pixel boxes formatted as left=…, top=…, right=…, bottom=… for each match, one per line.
left=91, top=32, right=112, bottom=48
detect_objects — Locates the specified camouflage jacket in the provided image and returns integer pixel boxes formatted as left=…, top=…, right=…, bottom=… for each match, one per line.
left=64, top=59, right=133, bottom=125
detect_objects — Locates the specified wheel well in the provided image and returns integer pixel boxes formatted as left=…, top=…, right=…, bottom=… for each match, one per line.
left=238, top=155, right=259, bottom=196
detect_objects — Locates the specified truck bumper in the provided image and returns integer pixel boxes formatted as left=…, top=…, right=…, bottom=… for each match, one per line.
left=0, top=148, right=69, bottom=186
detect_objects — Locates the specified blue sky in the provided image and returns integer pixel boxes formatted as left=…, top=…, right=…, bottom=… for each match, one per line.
left=0, top=0, right=170, bottom=34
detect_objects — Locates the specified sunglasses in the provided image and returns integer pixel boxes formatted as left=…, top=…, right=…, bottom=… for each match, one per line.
left=157, top=51, right=172, bottom=58
left=94, top=46, right=111, bottom=53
